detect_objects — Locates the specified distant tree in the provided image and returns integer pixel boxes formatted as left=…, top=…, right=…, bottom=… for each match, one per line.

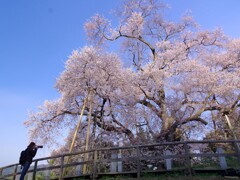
left=25, top=0, right=240, bottom=148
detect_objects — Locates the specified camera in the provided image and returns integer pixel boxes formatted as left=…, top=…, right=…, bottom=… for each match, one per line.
left=37, top=145, right=43, bottom=148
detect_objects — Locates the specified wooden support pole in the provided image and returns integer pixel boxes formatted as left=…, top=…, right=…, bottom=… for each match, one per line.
left=225, top=115, right=240, bottom=149
left=83, top=90, right=94, bottom=174
left=63, top=90, right=90, bottom=176
left=69, top=91, right=89, bottom=153
left=225, top=115, right=240, bottom=168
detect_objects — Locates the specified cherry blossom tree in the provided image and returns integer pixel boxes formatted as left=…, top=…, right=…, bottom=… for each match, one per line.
left=25, top=0, right=240, bottom=148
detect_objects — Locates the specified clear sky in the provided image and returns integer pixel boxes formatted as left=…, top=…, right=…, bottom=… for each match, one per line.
left=0, top=0, right=240, bottom=167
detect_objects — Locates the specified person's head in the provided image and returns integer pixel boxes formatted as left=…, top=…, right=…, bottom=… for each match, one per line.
left=28, top=142, right=36, bottom=149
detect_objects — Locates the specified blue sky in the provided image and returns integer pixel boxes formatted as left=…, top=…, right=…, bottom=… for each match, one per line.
left=0, top=0, right=240, bottom=167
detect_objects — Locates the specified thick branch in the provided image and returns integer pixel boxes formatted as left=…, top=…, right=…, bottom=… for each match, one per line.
left=104, top=32, right=156, bottom=61
left=181, top=117, right=208, bottom=126
left=95, top=120, right=135, bottom=142
left=138, top=99, right=161, bottom=119
left=41, top=110, right=81, bottom=124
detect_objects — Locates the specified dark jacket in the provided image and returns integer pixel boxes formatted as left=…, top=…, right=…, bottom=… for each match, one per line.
left=25, top=146, right=37, bottom=163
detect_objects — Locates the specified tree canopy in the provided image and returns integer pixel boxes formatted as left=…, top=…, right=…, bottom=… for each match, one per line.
left=25, top=0, right=240, bottom=149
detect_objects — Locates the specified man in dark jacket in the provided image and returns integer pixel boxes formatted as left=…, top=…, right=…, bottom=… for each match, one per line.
left=20, top=142, right=38, bottom=180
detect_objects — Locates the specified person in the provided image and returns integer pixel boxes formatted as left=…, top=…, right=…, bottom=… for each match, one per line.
left=20, top=142, right=38, bottom=180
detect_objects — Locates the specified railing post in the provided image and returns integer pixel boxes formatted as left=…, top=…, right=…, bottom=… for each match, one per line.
left=32, top=160, right=38, bottom=180
left=184, top=142, right=192, bottom=176
left=136, top=146, right=141, bottom=180
left=46, top=166, right=50, bottom=180
left=13, top=164, right=18, bottom=180
left=59, top=155, right=64, bottom=180
left=92, top=150, right=98, bottom=180
left=0, top=167, right=3, bottom=178
left=234, top=140, right=240, bottom=171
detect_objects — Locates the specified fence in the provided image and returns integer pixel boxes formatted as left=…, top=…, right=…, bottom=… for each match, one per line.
left=1, top=139, right=240, bottom=180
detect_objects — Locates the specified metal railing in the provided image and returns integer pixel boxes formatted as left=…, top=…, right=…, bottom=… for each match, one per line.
left=1, top=139, right=240, bottom=180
